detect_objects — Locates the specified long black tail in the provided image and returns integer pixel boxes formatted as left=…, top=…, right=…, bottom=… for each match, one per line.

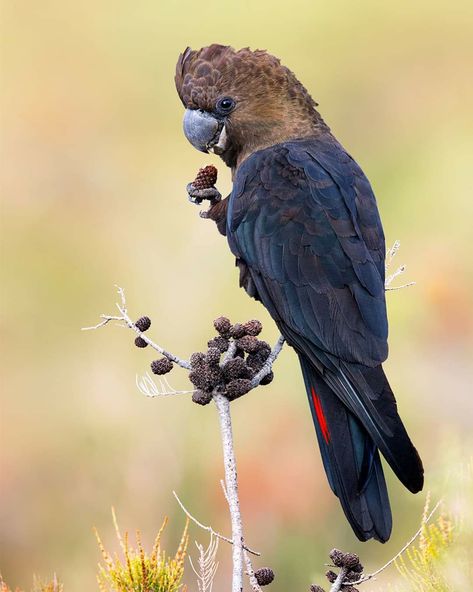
left=299, top=355, right=422, bottom=542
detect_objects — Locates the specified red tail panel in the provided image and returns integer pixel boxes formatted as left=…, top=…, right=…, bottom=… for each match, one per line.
left=311, top=386, right=330, bottom=444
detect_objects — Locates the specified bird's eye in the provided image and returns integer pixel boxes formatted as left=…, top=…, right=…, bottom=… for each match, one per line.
left=216, top=97, right=235, bottom=114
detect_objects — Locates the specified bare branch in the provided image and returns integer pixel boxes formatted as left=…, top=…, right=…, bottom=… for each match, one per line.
left=136, top=373, right=195, bottom=398
left=385, top=241, right=415, bottom=291
left=82, top=287, right=191, bottom=369
left=189, top=535, right=219, bottom=592
left=173, top=491, right=260, bottom=557
left=244, top=550, right=263, bottom=592
left=250, top=335, right=285, bottom=389
left=81, top=314, right=125, bottom=331
left=329, top=567, right=349, bottom=592
left=347, top=499, right=443, bottom=587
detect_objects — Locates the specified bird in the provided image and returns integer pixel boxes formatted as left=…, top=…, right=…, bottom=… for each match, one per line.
left=175, top=44, right=423, bottom=543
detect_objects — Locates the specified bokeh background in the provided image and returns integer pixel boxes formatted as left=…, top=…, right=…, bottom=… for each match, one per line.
left=1, top=0, right=472, bottom=589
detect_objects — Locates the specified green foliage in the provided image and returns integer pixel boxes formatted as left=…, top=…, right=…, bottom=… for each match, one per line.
left=395, top=495, right=456, bottom=592
left=95, top=510, right=189, bottom=592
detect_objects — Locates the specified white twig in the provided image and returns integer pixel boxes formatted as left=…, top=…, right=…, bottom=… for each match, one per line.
left=213, top=392, right=245, bottom=592
left=250, top=335, right=285, bottom=388
left=172, top=491, right=260, bottom=557
left=385, top=241, right=415, bottom=291
left=347, top=499, right=443, bottom=587
left=220, top=481, right=263, bottom=591
left=244, top=549, right=263, bottom=592
left=81, top=314, right=125, bottom=330
left=223, top=339, right=238, bottom=364
left=330, top=567, right=348, bottom=592
left=82, top=286, right=191, bottom=369
left=189, top=535, right=219, bottom=592
left=136, top=373, right=195, bottom=398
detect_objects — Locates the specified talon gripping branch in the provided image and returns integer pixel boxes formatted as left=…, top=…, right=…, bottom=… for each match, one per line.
left=175, top=44, right=424, bottom=543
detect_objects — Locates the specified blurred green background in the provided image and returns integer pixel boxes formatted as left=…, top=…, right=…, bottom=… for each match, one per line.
left=1, top=0, right=472, bottom=590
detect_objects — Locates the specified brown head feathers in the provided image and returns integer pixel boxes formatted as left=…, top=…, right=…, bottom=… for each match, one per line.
left=175, top=45, right=328, bottom=168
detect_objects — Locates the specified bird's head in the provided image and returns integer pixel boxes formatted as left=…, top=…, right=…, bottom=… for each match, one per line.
left=175, top=44, right=326, bottom=169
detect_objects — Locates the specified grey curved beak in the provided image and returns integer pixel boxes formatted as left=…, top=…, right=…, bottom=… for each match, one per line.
left=183, top=109, right=222, bottom=153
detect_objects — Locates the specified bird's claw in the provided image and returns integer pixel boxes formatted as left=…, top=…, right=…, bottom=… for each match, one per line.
left=186, top=183, right=221, bottom=206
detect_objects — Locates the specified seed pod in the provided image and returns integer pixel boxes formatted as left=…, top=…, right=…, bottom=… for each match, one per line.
left=343, top=553, right=362, bottom=571
left=234, top=347, right=245, bottom=359
left=189, top=366, right=221, bottom=391
left=309, top=586, right=325, bottom=592
left=325, top=571, right=337, bottom=584
left=329, top=549, right=345, bottom=568
left=256, top=340, right=271, bottom=355
left=150, top=358, right=173, bottom=375
left=243, top=319, right=262, bottom=336
left=193, top=165, right=218, bottom=189
left=192, top=390, right=213, bottom=406
left=190, top=352, right=206, bottom=368
left=344, top=571, right=361, bottom=583
left=213, top=316, right=232, bottom=336
left=206, top=347, right=221, bottom=366
left=230, top=323, right=247, bottom=339
left=260, top=371, right=274, bottom=385
left=236, top=335, right=260, bottom=353
left=135, top=316, right=151, bottom=332
left=134, top=336, right=148, bottom=348
left=226, top=378, right=252, bottom=401
left=254, top=567, right=274, bottom=586
left=222, top=357, right=249, bottom=382
left=208, top=336, right=229, bottom=352
left=247, top=350, right=270, bottom=372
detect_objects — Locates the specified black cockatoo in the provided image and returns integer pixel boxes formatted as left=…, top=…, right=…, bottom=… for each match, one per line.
left=175, top=44, right=423, bottom=543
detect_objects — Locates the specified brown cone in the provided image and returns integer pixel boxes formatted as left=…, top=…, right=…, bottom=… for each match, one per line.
left=193, top=165, right=218, bottom=189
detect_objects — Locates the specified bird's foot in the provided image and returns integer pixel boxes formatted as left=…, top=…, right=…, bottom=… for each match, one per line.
left=187, top=182, right=222, bottom=206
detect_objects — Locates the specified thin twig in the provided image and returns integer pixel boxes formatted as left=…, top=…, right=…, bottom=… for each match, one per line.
left=172, top=491, right=260, bottom=557
left=330, top=567, right=348, bottom=592
left=244, top=549, right=263, bottom=592
left=189, top=535, right=219, bottom=592
left=136, top=373, right=195, bottom=398
left=386, top=281, right=416, bottom=292
left=384, top=241, right=415, bottom=291
left=82, top=286, right=191, bottom=369
left=214, top=392, right=244, bottom=592
left=81, top=314, right=125, bottom=331
left=250, top=335, right=285, bottom=388
left=348, top=499, right=443, bottom=586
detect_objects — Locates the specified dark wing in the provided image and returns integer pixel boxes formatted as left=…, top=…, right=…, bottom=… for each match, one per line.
left=227, top=136, right=387, bottom=368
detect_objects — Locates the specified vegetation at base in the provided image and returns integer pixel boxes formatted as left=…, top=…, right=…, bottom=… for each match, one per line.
left=95, top=510, right=189, bottom=592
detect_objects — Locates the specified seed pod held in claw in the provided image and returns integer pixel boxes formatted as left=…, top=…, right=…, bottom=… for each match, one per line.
left=193, top=165, right=218, bottom=190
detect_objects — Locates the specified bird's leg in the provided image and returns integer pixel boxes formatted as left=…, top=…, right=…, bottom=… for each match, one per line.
left=199, top=197, right=229, bottom=236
